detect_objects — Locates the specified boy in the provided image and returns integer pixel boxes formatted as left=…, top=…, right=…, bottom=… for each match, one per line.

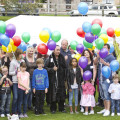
left=32, top=58, right=49, bottom=115
left=0, top=66, right=13, bottom=117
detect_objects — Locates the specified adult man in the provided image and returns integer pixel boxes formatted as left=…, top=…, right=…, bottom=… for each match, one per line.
left=45, top=45, right=66, bottom=114
left=94, top=44, right=115, bottom=116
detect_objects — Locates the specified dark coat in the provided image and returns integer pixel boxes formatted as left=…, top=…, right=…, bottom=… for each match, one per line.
left=44, top=52, right=66, bottom=103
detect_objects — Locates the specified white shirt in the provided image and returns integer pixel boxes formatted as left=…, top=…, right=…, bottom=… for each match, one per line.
left=108, top=83, right=120, bottom=100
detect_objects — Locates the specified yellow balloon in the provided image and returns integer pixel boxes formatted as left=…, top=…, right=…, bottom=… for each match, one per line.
left=88, top=46, right=95, bottom=51
left=115, top=28, right=120, bottom=37
left=74, top=54, right=81, bottom=61
left=11, top=44, right=17, bottom=52
left=10, top=39, right=14, bottom=45
left=39, top=31, right=49, bottom=43
left=2, top=45, right=12, bottom=53
left=99, top=34, right=108, bottom=44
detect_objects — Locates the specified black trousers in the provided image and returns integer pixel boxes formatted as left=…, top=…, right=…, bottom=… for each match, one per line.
left=35, top=90, right=45, bottom=114
left=50, top=100, right=64, bottom=112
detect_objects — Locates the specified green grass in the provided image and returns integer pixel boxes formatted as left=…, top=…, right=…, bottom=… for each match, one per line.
left=0, top=16, right=15, bottom=21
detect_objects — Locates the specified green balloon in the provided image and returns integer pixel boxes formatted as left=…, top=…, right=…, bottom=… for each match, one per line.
left=91, top=24, right=101, bottom=35
left=70, top=41, right=78, bottom=50
left=98, top=28, right=107, bottom=37
left=95, top=38, right=104, bottom=50
left=52, top=31, right=61, bottom=42
left=83, top=39, right=93, bottom=48
left=22, top=32, right=30, bottom=43
left=0, top=21, right=6, bottom=34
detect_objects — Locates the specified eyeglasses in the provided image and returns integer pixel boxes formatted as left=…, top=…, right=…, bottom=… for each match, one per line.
left=2, top=70, right=8, bottom=73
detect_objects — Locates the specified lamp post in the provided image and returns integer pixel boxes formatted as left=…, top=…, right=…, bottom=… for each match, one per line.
left=47, top=0, right=50, bottom=13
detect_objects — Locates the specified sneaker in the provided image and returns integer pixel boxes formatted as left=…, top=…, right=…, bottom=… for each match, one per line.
left=97, top=109, right=106, bottom=114
left=83, top=112, right=88, bottom=115
left=1, top=114, right=5, bottom=117
left=89, top=110, right=94, bottom=115
left=24, top=113, right=28, bottom=117
left=19, top=113, right=24, bottom=118
left=6, top=114, right=10, bottom=117
left=103, top=110, right=110, bottom=116
left=117, top=113, right=120, bottom=116
left=75, top=111, right=79, bottom=114
left=111, top=113, right=115, bottom=116
left=70, top=111, right=74, bottom=114
left=81, top=107, right=84, bottom=113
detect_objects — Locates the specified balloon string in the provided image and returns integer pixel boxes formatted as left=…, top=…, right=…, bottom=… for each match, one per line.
left=11, top=45, right=16, bottom=60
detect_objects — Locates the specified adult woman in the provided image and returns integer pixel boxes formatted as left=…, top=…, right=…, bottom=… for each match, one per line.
left=9, top=48, right=23, bottom=114
left=68, top=45, right=76, bottom=58
left=25, top=46, right=37, bottom=110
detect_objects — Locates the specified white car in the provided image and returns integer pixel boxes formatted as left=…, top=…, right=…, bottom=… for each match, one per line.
left=68, top=4, right=118, bottom=17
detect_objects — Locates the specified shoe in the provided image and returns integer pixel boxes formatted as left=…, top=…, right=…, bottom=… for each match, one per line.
left=60, top=110, right=67, bottom=113
left=6, top=114, right=10, bottom=117
left=75, top=111, right=79, bottom=114
left=35, top=113, right=40, bottom=116
left=83, top=112, right=88, bottom=115
left=70, top=111, right=74, bottom=114
left=19, top=113, right=24, bottom=118
left=103, top=110, right=110, bottom=116
left=51, top=111, right=56, bottom=114
left=80, top=107, right=84, bottom=113
left=89, top=110, right=94, bottom=115
left=97, top=109, right=106, bottom=114
left=117, top=113, right=120, bottom=116
left=1, top=114, right=5, bottom=117
left=24, top=113, right=28, bottom=117
left=111, top=113, right=115, bottom=116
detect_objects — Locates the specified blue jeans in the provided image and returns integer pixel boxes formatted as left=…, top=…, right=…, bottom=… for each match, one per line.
left=99, top=80, right=111, bottom=100
left=12, top=83, right=18, bottom=114
left=111, top=99, right=120, bottom=113
left=69, top=88, right=78, bottom=106
left=18, top=88, right=28, bottom=114
left=0, top=93, right=11, bottom=114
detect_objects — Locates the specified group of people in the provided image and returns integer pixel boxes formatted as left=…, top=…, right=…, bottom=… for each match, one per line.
left=0, top=38, right=119, bottom=118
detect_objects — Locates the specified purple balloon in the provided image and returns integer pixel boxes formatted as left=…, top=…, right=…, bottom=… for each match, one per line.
left=95, top=35, right=98, bottom=40
left=47, top=40, right=56, bottom=50
left=85, top=33, right=95, bottom=43
left=99, top=48, right=108, bottom=59
left=76, top=44, right=84, bottom=54
left=6, top=24, right=16, bottom=38
left=83, top=70, right=92, bottom=81
left=0, top=43, right=2, bottom=46
left=79, top=56, right=88, bottom=69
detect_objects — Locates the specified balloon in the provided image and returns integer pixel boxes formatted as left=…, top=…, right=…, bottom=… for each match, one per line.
left=99, top=48, right=108, bottom=59
left=70, top=41, right=78, bottom=50
left=0, top=43, right=2, bottom=46
left=82, top=22, right=91, bottom=33
left=0, top=21, right=6, bottom=34
left=99, top=34, right=108, bottom=44
left=102, top=66, right=111, bottom=79
left=92, top=19, right=103, bottom=28
left=0, top=34, right=10, bottom=47
left=47, top=40, right=56, bottom=50
left=12, top=36, right=21, bottom=47
left=110, top=60, right=119, bottom=72
left=95, top=38, right=104, bottom=50
left=22, top=32, right=30, bottom=43
left=6, top=24, right=16, bottom=38
left=18, top=42, right=27, bottom=52
left=76, top=27, right=85, bottom=38
left=107, top=28, right=115, bottom=37
left=83, top=39, right=93, bottom=48
left=109, top=44, right=114, bottom=53
left=95, top=35, right=98, bottom=40
left=37, top=43, right=48, bottom=55
left=2, top=45, right=12, bottom=53
left=91, top=24, right=101, bottom=35
left=77, top=2, right=88, bottom=15
left=74, top=54, right=81, bottom=61
left=76, top=44, right=84, bottom=54
left=85, top=33, right=95, bottom=43
left=98, top=28, right=107, bottom=37
left=115, top=28, right=120, bottom=37
left=51, top=31, right=61, bottom=42
left=83, top=70, right=92, bottom=81
left=88, top=46, right=95, bottom=51
left=43, top=28, right=52, bottom=40
left=79, top=56, right=88, bottom=69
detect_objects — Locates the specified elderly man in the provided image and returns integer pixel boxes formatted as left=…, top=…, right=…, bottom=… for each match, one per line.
left=45, top=45, right=66, bottom=114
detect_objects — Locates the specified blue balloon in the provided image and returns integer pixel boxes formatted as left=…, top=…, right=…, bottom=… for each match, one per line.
left=102, top=66, right=111, bottom=79
left=43, top=28, right=52, bottom=40
left=109, top=44, right=114, bottom=53
left=0, top=34, right=10, bottom=47
left=110, top=60, right=119, bottom=72
left=82, top=22, right=91, bottom=33
left=18, top=41, right=27, bottom=52
left=78, top=2, right=88, bottom=15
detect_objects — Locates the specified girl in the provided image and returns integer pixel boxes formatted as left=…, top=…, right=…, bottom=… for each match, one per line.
left=17, top=62, right=30, bottom=118
left=67, top=58, right=81, bottom=114
left=80, top=78, right=95, bottom=115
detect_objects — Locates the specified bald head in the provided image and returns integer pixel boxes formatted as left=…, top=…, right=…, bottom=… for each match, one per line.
left=61, top=39, right=68, bottom=51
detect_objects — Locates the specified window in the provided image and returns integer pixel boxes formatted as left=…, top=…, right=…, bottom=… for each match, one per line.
left=100, top=6, right=107, bottom=9
left=92, top=6, right=98, bottom=10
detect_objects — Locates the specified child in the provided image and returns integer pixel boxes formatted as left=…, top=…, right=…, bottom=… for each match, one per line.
left=80, top=76, right=95, bottom=115
left=0, top=66, right=13, bottom=117
left=108, top=74, right=120, bottom=116
left=67, top=58, right=81, bottom=114
left=32, top=58, right=49, bottom=115
left=17, top=62, right=30, bottom=118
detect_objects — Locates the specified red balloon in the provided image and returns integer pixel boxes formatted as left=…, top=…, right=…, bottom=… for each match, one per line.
left=37, top=43, right=48, bottom=55
left=76, top=28, right=85, bottom=38
left=92, top=19, right=103, bottom=28
left=107, top=28, right=115, bottom=37
left=12, top=36, right=21, bottom=47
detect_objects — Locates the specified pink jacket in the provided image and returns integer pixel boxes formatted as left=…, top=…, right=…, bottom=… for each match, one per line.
left=82, top=82, right=95, bottom=95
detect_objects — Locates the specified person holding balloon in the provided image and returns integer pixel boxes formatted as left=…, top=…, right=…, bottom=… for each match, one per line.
left=68, top=45, right=76, bottom=58
left=94, top=44, right=115, bottom=116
